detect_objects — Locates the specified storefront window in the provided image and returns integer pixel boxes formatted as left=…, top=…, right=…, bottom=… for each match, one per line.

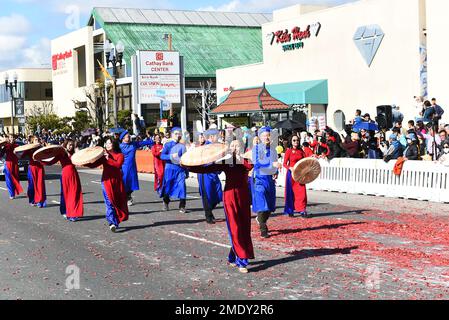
left=117, top=84, right=132, bottom=111
left=24, top=82, right=53, bottom=101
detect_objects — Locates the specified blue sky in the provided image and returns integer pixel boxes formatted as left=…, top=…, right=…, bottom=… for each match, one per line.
left=0, top=0, right=355, bottom=71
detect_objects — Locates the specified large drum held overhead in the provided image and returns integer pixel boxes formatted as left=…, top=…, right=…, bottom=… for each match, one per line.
left=14, top=143, right=41, bottom=155
left=70, top=146, right=105, bottom=166
left=292, top=158, right=322, bottom=185
left=180, top=143, right=228, bottom=167
left=33, top=145, right=65, bottom=162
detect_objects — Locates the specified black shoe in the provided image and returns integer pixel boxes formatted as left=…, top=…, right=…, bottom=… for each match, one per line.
left=163, top=204, right=169, bottom=211
left=260, top=229, right=270, bottom=238
left=288, top=213, right=295, bottom=218
left=206, top=216, right=216, bottom=224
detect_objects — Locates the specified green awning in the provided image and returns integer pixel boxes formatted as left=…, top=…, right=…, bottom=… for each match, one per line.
left=219, top=80, right=328, bottom=105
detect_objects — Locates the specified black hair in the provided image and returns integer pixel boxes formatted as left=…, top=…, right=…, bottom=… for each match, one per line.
left=408, top=120, right=415, bottom=126
left=289, top=135, right=300, bottom=149
left=63, top=139, right=75, bottom=155
left=105, top=137, right=121, bottom=153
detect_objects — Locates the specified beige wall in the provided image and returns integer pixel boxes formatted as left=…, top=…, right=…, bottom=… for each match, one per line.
left=0, top=68, right=52, bottom=133
left=51, top=26, right=95, bottom=117
left=426, top=0, right=449, bottom=124
left=217, top=0, right=425, bottom=129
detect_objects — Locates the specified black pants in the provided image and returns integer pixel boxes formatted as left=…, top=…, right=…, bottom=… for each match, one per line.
left=127, top=192, right=133, bottom=201
left=164, top=196, right=186, bottom=209
left=205, top=209, right=214, bottom=218
left=257, top=211, right=271, bottom=231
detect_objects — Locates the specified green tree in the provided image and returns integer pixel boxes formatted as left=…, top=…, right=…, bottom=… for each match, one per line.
left=71, top=111, right=90, bottom=133
left=26, top=102, right=63, bottom=133
left=72, top=79, right=113, bottom=132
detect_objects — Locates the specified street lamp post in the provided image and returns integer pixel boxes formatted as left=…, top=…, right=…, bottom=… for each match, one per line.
left=4, top=72, right=18, bottom=135
left=104, top=40, right=125, bottom=128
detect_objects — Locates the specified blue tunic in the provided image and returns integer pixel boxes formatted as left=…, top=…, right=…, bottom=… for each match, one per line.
left=197, top=142, right=223, bottom=211
left=251, top=143, right=278, bottom=213
left=120, top=140, right=154, bottom=193
left=160, top=141, right=188, bottom=199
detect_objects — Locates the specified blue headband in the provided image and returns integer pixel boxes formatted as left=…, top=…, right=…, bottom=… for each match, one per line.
left=258, top=126, right=271, bottom=136
left=120, top=130, right=129, bottom=141
left=205, top=129, right=219, bottom=136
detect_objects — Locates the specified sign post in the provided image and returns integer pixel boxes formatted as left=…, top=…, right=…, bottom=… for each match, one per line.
left=14, top=97, right=25, bottom=117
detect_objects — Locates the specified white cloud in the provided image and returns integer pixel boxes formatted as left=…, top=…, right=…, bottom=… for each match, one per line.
left=22, top=38, right=52, bottom=68
left=199, top=0, right=241, bottom=12
left=0, top=36, right=27, bottom=62
left=0, top=14, right=31, bottom=35
left=198, top=0, right=355, bottom=13
left=11, top=0, right=174, bottom=14
left=0, top=13, right=50, bottom=70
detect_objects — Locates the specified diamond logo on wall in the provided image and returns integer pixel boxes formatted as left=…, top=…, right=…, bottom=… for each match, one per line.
left=353, top=25, right=385, bottom=67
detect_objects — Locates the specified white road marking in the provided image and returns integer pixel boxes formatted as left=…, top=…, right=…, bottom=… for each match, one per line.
left=52, top=200, right=61, bottom=205
left=0, top=187, right=7, bottom=191
left=91, top=181, right=101, bottom=185
left=170, top=231, right=231, bottom=249
left=186, top=195, right=200, bottom=199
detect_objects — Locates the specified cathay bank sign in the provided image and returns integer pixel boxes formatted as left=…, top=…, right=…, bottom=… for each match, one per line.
left=139, top=51, right=180, bottom=75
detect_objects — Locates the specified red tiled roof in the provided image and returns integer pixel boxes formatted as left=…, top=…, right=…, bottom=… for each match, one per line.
left=211, top=86, right=290, bottom=114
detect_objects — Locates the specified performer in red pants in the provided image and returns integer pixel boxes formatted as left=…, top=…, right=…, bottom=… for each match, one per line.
left=0, top=135, right=23, bottom=199
left=283, top=135, right=308, bottom=218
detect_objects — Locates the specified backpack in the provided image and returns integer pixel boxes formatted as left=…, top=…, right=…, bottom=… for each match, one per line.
left=434, top=104, right=445, bottom=118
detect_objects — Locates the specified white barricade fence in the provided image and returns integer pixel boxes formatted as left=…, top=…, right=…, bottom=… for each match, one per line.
left=275, top=157, right=449, bottom=203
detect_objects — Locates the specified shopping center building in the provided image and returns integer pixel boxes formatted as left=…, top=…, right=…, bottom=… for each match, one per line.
left=215, top=0, right=448, bottom=131
left=51, top=7, right=271, bottom=129
left=0, top=68, right=53, bottom=134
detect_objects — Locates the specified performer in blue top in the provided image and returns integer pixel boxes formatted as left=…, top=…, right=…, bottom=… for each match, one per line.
left=160, top=127, right=188, bottom=213
left=252, top=126, right=280, bottom=238
left=197, top=130, right=223, bottom=224
left=119, top=130, right=154, bottom=206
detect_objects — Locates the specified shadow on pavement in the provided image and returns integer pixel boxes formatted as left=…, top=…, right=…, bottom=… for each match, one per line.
left=77, top=215, right=106, bottom=222
left=116, top=219, right=206, bottom=233
left=271, top=222, right=366, bottom=236
left=309, top=209, right=368, bottom=218
left=250, top=246, right=359, bottom=272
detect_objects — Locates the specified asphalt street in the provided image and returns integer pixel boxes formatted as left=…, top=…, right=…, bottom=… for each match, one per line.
left=1, top=166, right=449, bottom=300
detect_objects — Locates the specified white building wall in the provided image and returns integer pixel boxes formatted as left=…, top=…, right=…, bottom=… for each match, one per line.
left=217, top=0, right=424, bottom=129
left=51, top=26, right=95, bottom=117
left=0, top=68, right=52, bottom=119
left=426, top=0, right=449, bottom=124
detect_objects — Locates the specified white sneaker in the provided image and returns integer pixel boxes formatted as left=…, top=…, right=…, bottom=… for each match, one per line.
left=110, top=225, right=117, bottom=233
left=63, top=214, right=67, bottom=219
left=127, top=198, right=134, bottom=207
left=9, top=197, right=14, bottom=200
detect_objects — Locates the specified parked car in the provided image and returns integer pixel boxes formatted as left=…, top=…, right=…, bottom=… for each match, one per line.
left=0, top=144, right=30, bottom=180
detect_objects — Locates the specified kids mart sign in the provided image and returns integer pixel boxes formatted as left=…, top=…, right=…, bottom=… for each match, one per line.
left=270, top=22, right=321, bottom=52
